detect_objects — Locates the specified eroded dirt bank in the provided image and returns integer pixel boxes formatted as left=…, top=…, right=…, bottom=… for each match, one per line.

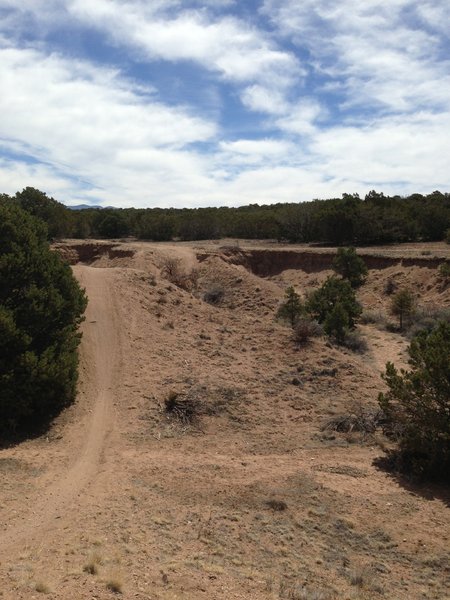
left=0, top=240, right=448, bottom=599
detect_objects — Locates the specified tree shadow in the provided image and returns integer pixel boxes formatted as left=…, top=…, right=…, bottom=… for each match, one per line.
left=0, top=416, right=57, bottom=450
left=373, top=454, right=450, bottom=508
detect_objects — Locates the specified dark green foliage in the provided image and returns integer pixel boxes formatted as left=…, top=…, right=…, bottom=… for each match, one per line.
left=306, top=276, right=362, bottom=329
left=96, top=212, right=129, bottom=238
left=15, top=187, right=73, bottom=239
left=332, top=247, right=368, bottom=288
left=277, top=286, right=304, bottom=327
left=0, top=201, right=87, bottom=438
left=323, top=302, right=349, bottom=342
left=138, top=212, right=174, bottom=241
left=5, top=188, right=450, bottom=246
left=438, top=262, right=450, bottom=279
left=390, top=289, right=415, bottom=330
left=379, top=322, right=450, bottom=481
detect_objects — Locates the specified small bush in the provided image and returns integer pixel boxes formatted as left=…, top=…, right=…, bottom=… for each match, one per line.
left=203, top=286, right=225, bottom=305
left=340, top=330, right=368, bottom=353
left=383, top=279, right=397, bottom=295
left=35, top=582, right=51, bottom=594
left=83, top=551, right=103, bottom=575
left=277, top=286, right=304, bottom=327
left=405, top=305, right=450, bottom=339
left=360, top=309, right=386, bottom=325
left=164, top=391, right=200, bottom=424
left=160, top=257, right=198, bottom=291
left=293, top=318, right=322, bottom=345
left=322, top=408, right=383, bottom=435
left=266, top=499, right=288, bottom=511
left=438, top=261, right=450, bottom=279
left=106, top=575, right=123, bottom=594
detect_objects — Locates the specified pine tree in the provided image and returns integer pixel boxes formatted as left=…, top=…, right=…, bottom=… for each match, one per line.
left=0, top=199, right=87, bottom=438
left=390, top=289, right=415, bottom=330
left=379, top=322, right=450, bottom=480
left=277, top=286, right=304, bottom=328
left=332, top=247, right=368, bottom=288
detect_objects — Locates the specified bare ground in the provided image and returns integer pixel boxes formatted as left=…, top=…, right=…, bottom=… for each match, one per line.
left=0, top=241, right=449, bottom=600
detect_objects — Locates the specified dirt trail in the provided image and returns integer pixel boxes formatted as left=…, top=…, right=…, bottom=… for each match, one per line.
left=361, top=324, right=409, bottom=375
left=0, top=266, right=119, bottom=553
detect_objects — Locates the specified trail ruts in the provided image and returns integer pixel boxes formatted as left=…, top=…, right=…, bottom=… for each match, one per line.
left=0, top=266, right=120, bottom=553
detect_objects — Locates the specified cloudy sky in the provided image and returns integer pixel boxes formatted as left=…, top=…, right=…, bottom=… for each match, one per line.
left=0, top=1, right=449, bottom=207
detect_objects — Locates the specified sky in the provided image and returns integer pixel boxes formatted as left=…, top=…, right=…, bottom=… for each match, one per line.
left=0, top=1, right=449, bottom=208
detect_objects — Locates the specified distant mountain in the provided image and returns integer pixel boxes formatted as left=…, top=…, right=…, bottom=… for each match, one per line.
left=67, top=204, right=97, bottom=210
left=67, top=204, right=113, bottom=210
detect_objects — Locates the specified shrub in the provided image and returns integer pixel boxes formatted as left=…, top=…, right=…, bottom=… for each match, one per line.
left=323, top=302, right=349, bottom=343
left=340, top=330, right=368, bottom=353
left=383, top=278, right=397, bottom=295
left=445, top=228, right=450, bottom=244
left=438, top=261, right=450, bottom=279
left=306, top=276, right=362, bottom=328
left=378, top=321, right=450, bottom=480
left=0, top=201, right=87, bottom=438
left=405, top=305, right=450, bottom=339
left=293, top=318, right=323, bottom=345
left=164, top=390, right=200, bottom=424
left=390, top=289, right=415, bottom=330
left=203, top=286, right=225, bottom=305
left=360, top=309, right=386, bottom=326
left=277, top=286, right=305, bottom=327
left=160, top=257, right=198, bottom=291
left=332, top=247, right=368, bottom=288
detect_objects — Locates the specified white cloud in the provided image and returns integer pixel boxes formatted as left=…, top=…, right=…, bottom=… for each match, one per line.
left=241, top=85, right=288, bottom=114
left=262, top=0, right=450, bottom=113
left=0, top=44, right=218, bottom=207
left=0, top=1, right=448, bottom=207
left=66, top=0, right=299, bottom=88
left=275, top=100, right=322, bottom=135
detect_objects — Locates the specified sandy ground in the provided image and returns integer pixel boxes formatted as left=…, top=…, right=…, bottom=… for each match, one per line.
left=0, top=241, right=449, bottom=600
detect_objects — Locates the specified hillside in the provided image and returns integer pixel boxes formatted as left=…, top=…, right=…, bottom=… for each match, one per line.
left=0, top=240, right=449, bottom=599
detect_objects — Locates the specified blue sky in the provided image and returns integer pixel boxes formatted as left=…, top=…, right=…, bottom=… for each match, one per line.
left=0, top=0, right=449, bottom=208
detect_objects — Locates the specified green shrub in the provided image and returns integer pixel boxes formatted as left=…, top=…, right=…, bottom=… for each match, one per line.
left=0, top=201, right=87, bottom=438
left=438, top=261, right=450, bottom=278
left=379, top=321, right=450, bottom=480
left=332, top=247, right=368, bottom=288
left=306, top=276, right=362, bottom=328
left=323, top=302, right=349, bottom=343
left=390, top=289, right=415, bottom=330
left=277, top=286, right=305, bottom=327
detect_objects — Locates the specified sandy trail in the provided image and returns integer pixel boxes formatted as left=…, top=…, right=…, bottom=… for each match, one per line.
left=0, top=266, right=119, bottom=553
left=362, top=324, right=409, bottom=375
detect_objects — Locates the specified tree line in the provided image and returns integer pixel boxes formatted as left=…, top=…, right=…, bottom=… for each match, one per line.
left=2, top=187, right=450, bottom=245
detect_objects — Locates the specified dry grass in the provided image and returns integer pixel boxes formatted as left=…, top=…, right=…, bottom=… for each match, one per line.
left=34, top=581, right=51, bottom=594
left=83, top=550, right=103, bottom=575
left=160, top=256, right=199, bottom=291
left=105, top=571, right=123, bottom=594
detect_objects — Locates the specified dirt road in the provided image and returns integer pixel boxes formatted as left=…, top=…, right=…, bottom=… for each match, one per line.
left=0, top=266, right=119, bottom=554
